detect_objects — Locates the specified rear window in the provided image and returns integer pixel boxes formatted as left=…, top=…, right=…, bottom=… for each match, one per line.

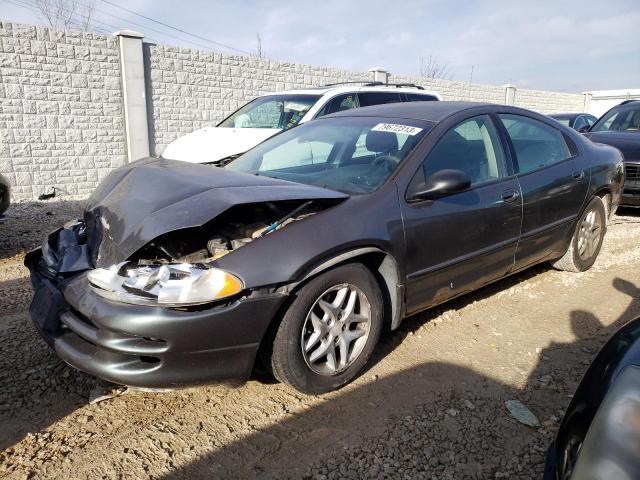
left=358, top=92, right=402, bottom=107
left=552, top=117, right=572, bottom=126
left=405, top=93, right=439, bottom=102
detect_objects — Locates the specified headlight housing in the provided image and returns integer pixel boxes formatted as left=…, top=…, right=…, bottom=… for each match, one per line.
left=87, top=262, right=243, bottom=307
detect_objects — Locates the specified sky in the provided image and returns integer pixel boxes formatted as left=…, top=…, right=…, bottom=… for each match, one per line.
left=2, top=0, right=639, bottom=93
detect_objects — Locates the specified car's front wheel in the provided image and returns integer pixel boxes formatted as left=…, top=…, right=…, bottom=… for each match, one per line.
left=271, top=263, right=383, bottom=394
left=552, top=196, right=606, bottom=272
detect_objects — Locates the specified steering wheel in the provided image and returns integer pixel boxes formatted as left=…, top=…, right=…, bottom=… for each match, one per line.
left=372, top=155, right=401, bottom=173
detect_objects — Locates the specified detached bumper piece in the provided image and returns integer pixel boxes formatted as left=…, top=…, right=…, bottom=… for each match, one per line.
left=25, top=248, right=287, bottom=388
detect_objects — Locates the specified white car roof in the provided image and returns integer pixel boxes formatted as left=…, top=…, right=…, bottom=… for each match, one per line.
left=264, top=85, right=441, bottom=99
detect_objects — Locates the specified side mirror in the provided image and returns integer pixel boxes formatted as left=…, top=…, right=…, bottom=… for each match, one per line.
left=578, top=125, right=591, bottom=133
left=408, top=169, right=471, bottom=201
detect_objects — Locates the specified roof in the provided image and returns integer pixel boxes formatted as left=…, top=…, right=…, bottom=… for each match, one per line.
left=618, top=99, right=640, bottom=106
left=324, top=101, right=492, bottom=123
left=549, top=113, right=587, bottom=118
left=264, top=85, right=441, bottom=98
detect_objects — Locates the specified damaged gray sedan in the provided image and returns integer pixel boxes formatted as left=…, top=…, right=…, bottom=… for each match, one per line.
left=26, top=102, right=624, bottom=394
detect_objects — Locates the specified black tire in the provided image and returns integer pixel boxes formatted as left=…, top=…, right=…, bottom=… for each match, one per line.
left=271, top=263, right=383, bottom=394
left=552, top=196, right=606, bottom=273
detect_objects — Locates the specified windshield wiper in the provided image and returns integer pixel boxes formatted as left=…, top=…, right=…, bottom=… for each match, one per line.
left=204, top=153, right=243, bottom=167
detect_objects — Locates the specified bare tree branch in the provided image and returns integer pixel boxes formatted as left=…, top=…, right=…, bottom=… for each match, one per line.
left=419, top=55, right=453, bottom=81
left=253, top=33, right=264, bottom=59
left=32, top=0, right=95, bottom=30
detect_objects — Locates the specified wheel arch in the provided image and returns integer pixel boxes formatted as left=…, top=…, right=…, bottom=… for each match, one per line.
left=288, top=247, right=403, bottom=331
left=253, top=247, right=403, bottom=376
left=592, top=188, right=612, bottom=220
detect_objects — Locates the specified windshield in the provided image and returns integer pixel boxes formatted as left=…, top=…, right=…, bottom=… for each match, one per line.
left=226, top=117, right=431, bottom=194
left=591, top=105, right=640, bottom=133
left=217, top=94, right=321, bottom=130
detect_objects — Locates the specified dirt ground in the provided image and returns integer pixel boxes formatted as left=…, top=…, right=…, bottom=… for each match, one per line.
left=0, top=200, right=639, bottom=480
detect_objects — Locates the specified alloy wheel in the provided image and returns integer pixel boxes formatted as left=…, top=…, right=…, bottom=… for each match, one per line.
left=577, top=208, right=602, bottom=261
left=301, top=284, right=371, bottom=376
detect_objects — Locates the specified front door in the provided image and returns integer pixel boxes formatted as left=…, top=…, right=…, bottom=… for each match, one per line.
left=401, top=114, right=522, bottom=315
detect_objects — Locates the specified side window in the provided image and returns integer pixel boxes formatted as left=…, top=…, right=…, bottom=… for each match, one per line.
left=585, top=116, right=596, bottom=127
left=422, top=115, right=507, bottom=187
left=358, top=92, right=402, bottom=107
left=405, top=93, right=438, bottom=102
left=573, top=116, right=587, bottom=130
left=261, top=139, right=332, bottom=170
left=498, top=114, right=571, bottom=174
left=316, top=93, right=360, bottom=117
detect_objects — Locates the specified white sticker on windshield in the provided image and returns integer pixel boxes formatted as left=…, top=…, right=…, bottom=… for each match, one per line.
left=371, top=123, right=423, bottom=136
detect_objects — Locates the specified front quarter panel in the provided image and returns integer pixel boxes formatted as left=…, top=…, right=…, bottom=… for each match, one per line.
left=213, top=185, right=405, bottom=290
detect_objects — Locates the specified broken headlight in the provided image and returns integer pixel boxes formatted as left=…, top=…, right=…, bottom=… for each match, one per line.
left=87, top=262, right=243, bottom=307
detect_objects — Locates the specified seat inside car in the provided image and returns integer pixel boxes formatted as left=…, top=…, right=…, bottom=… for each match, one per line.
left=424, top=130, right=486, bottom=183
left=365, top=130, right=399, bottom=156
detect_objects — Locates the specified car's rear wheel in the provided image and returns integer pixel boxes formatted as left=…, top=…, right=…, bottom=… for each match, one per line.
left=552, top=196, right=606, bottom=272
left=271, top=263, right=383, bottom=394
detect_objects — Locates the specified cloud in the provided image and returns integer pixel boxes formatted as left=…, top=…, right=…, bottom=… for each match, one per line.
left=1, top=0, right=638, bottom=91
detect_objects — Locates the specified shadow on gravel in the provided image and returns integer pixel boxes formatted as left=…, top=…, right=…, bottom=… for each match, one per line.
left=161, top=277, right=640, bottom=479
left=0, top=199, right=84, bottom=260
left=0, top=198, right=98, bottom=453
left=0, top=287, right=103, bottom=453
left=367, top=263, right=552, bottom=373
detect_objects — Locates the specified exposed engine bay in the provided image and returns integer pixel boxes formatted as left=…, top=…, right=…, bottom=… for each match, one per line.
left=130, top=199, right=333, bottom=264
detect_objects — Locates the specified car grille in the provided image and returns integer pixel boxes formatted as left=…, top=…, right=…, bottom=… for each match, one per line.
left=626, top=163, right=640, bottom=181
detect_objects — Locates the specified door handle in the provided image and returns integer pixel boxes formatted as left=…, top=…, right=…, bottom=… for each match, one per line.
left=572, top=170, right=585, bottom=180
left=501, top=189, right=520, bottom=203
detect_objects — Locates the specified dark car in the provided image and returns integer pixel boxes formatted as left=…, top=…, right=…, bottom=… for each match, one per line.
left=544, top=315, right=640, bottom=479
left=0, top=173, right=10, bottom=219
left=585, top=100, right=640, bottom=207
left=549, top=113, right=598, bottom=132
left=25, top=102, right=624, bottom=394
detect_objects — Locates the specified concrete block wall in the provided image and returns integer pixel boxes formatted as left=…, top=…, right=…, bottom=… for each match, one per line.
left=145, top=46, right=584, bottom=155
left=0, top=22, right=126, bottom=200
left=144, top=44, right=372, bottom=156
left=511, top=87, right=585, bottom=114
left=1, top=21, right=588, bottom=200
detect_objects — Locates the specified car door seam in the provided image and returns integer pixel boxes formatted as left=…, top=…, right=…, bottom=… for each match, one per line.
left=519, top=214, right=577, bottom=240
left=406, top=236, right=520, bottom=280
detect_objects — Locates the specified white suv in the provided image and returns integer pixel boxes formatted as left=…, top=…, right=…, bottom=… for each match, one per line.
left=161, top=82, right=441, bottom=164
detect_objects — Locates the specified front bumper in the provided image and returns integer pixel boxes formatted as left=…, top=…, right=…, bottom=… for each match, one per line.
left=622, top=162, right=640, bottom=207
left=621, top=190, right=640, bottom=207
left=25, top=249, right=288, bottom=388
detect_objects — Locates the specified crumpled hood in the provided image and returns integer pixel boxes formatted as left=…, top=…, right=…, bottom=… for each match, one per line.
left=586, top=131, right=640, bottom=162
left=84, top=157, right=348, bottom=267
left=160, top=126, right=279, bottom=164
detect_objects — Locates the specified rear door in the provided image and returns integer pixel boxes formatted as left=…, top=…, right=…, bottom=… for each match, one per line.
left=401, top=114, right=522, bottom=314
left=315, top=93, right=360, bottom=117
left=496, top=113, right=589, bottom=268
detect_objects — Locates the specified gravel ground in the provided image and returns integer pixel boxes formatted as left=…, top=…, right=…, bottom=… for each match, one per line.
left=0, top=199, right=639, bottom=479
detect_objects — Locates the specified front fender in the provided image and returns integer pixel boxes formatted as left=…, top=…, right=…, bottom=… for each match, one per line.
left=549, top=315, right=640, bottom=479
left=214, top=186, right=406, bottom=291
